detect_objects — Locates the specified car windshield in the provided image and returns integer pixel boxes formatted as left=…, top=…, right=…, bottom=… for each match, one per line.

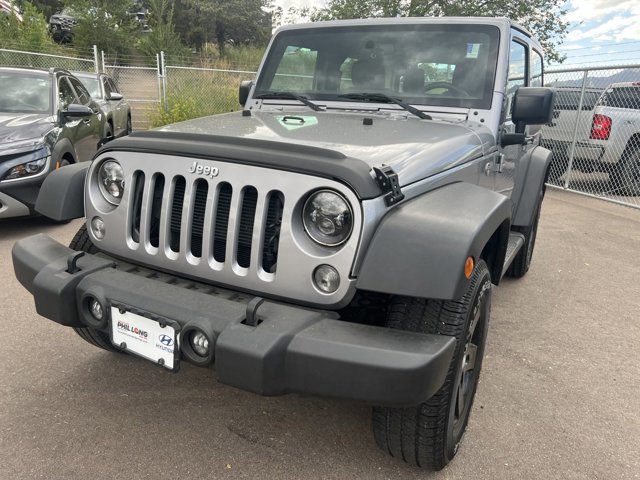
left=254, top=23, right=500, bottom=110
left=0, top=72, right=51, bottom=114
left=77, top=76, right=101, bottom=99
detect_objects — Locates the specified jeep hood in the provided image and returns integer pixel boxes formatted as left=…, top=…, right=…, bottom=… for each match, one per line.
left=158, top=111, right=493, bottom=187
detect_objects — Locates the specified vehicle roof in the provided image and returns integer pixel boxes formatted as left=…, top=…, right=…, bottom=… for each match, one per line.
left=275, top=17, right=533, bottom=37
left=0, top=66, right=72, bottom=76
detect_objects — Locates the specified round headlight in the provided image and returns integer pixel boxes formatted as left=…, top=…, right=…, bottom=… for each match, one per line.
left=303, top=190, right=353, bottom=246
left=98, top=160, right=125, bottom=205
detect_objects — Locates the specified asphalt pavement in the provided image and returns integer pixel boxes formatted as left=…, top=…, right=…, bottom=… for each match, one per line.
left=1, top=189, right=639, bottom=480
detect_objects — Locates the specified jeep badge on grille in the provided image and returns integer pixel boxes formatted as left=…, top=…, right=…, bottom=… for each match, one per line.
left=188, top=161, right=219, bottom=178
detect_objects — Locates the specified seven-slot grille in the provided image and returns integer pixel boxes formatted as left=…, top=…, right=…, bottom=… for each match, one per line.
left=129, top=172, right=284, bottom=275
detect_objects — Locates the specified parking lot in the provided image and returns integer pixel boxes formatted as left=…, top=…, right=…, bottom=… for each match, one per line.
left=0, top=189, right=639, bottom=479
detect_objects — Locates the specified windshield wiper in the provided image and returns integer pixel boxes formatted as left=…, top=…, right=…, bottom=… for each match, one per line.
left=338, top=93, right=431, bottom=120
left=254, top=92, right=324, bottom=112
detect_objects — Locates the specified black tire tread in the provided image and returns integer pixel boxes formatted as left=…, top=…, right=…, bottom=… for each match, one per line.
left=372, top=261, right=490, bottom=470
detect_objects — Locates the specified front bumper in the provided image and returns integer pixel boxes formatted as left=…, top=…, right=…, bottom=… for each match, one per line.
left=13, top=234, right=455, bottom=407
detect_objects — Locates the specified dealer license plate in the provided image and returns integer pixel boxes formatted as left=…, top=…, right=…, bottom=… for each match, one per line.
left=111, top=307, right=178, bottom=370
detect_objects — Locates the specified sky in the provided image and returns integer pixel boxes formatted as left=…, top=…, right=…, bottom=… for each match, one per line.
left=272, top=0, right=640, bottom=69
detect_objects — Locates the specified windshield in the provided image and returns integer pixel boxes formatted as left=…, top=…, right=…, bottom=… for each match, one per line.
left=77, top=76, right=101, bottom=99
left=255, top=24, right=500, bottom=110
left=0, top=72, right=51, bottom=114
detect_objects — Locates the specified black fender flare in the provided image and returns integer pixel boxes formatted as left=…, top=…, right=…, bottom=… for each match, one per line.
left=35, top=162, right=88, bottom=221
left=356, top=182, right=511, bottom=300
left=511, top=145, right=552, bottom=227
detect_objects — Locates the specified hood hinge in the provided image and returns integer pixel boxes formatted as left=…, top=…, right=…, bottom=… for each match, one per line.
left=373, top=165, right=405, bottom=206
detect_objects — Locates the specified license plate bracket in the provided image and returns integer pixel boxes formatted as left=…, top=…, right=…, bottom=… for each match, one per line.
left=110, top=303, right=181, bottom=371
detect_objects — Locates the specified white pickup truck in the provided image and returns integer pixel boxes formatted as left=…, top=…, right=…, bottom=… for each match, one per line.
left=544, top=82, right=640, bottom=194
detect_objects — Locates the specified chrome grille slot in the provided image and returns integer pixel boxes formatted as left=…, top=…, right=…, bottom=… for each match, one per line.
left=130, top=171, right=145, bottom=243
left=213, top=182, right=232, bottom=263
left=149, top=174, right=164, bottom=248
left=262, top=191, right=284, bottom=274
left=237, top=186, right=258, bottom=268
left=190, top=179, right=208, bottom=258
left=169, top=176, right=186, bottom=252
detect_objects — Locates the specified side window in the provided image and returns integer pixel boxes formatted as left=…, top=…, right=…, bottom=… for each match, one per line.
left=58, top=77, right=77, bottom=108
left=531, top=50, right=543, bottom=87
left=68, top=77, right=91, bottom=105
left=102, top=77, right=112, bottom=97
left=506, top=39, right=528, bottom=119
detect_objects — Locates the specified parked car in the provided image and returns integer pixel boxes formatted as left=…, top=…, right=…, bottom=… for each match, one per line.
left=0, top=67, right=102, bottom=219
left=13, top=18, right=554, bottom=470
left=71, top=71, right=132, bottom=139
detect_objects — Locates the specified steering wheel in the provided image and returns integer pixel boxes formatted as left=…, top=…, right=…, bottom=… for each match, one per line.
left=424, top=82, right=470, bottom=97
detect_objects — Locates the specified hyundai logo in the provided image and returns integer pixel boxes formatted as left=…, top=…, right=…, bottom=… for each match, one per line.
left=159, top=334, right=173, bottom=346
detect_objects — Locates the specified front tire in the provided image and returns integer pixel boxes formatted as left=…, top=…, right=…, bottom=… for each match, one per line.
left=69, top=224, right=122, bottom=353
left=372, top=260, right=492, bottom=470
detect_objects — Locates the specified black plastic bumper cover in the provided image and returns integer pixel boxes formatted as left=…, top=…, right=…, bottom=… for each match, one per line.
left=12, top=234, right=455, bottom=407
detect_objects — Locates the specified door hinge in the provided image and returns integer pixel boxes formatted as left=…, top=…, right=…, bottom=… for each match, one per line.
left=373, top=165, right=405, bottom=206
left=492, top=153, right=505, bottom=173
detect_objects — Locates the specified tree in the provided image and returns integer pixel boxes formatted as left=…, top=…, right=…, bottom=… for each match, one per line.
left=64, top=0, right=138, bottom=57
left=138, top=0, right=190, bottom=62
left=0, top=2, right=59, bottom=52
left=308, top=0, right=568, bottom=63
left=171, top=0, right=272, bottom=53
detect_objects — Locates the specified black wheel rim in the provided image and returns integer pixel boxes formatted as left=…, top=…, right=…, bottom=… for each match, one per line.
left=450, top=280, right=489, bottom=443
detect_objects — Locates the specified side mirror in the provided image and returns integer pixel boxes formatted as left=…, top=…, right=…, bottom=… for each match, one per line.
left=512, top=87, right=556, bottom=133
left=62, top=104, right=94, bottom=119
left=107, top=92, right=123, bottom=101
left=239, top=80, right=253, bottom=106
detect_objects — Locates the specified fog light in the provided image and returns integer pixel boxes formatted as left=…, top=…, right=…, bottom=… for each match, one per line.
left=91, top=216, right=105, bottom=240
left=88, top=297, right=104, bottom=320
left=190, top=331, right=210, bottom=357
left=313, top=264, right=340, bottom=294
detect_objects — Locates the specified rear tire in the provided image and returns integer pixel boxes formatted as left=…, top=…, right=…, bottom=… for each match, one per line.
left=372, top=260, right=492, bottom=470
left=610, top=150, right=640, bottom=196
left=69, top=224, right=122, bottom=353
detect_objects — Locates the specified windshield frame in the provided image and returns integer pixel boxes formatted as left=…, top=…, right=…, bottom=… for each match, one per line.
left=254, top=23, right=501, bottom=111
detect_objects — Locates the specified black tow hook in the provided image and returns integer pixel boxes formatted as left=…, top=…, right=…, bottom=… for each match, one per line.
left=66, top=251, right=85, bottom=274
left=244, top=297, right=265, bottom=327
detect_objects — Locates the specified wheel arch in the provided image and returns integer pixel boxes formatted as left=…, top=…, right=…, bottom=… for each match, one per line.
left=511, top=145, right=551, bottom=228
left=356, top=182, right=511, bottom=300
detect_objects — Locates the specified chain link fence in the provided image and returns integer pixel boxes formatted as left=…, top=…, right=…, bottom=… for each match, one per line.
left=542, top=65, right=640, bottom=208
left=0, top=47, right=96, bottom=72
left=163, top=65, right=255, bottom=120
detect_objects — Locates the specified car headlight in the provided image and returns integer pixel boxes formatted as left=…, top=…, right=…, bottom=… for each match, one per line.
left=3, top=157, right=49, bottom=181
left=303, top=190, right=353, bottom=246
left=98, top=160, right=125, bottom=205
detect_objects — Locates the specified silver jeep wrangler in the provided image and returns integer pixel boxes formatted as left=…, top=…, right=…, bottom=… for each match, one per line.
left=13, top=17, right=555, bottom=470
